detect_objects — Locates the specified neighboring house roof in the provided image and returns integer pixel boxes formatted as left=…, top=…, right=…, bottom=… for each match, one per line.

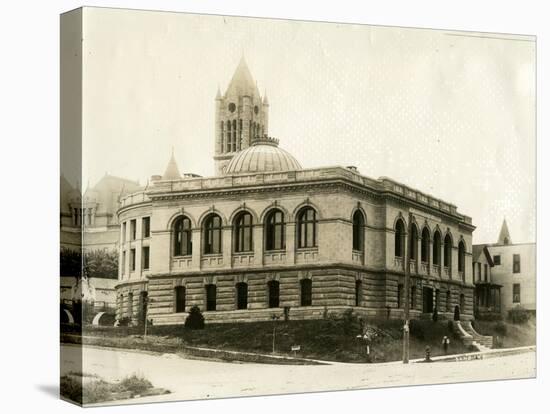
left=472, top=244, right=494, bottom=267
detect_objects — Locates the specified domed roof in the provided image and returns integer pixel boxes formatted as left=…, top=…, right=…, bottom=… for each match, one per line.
left=224, top=136, right=302, bottom=175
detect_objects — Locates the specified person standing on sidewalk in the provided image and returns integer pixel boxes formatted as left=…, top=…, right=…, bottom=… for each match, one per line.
left=442, top=336, right=450, bottom=354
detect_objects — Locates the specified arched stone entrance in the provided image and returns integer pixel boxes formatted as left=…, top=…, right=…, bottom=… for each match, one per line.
left=454, top=305, right=460, bottom=321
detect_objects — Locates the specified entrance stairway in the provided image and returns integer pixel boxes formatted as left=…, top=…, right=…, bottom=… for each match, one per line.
left=462, top=321, right=494, bottom=349
left=452, top=321, right=493, bottom=351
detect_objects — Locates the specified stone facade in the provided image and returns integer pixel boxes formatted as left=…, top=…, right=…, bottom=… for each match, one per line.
left=115, top=59, right=476, bottom=326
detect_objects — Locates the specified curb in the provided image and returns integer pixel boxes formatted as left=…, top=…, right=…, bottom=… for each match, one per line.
left=411, top=345, right=535, bottom=363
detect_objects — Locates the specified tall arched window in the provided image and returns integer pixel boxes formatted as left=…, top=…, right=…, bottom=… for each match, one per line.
left=297, top=207, right=317, bottom=248
left=268, top=280, right=279, bottom=308
left=352, top=210, right=365, bottom=251
left=236, top=282, right=248, bottom=310
left=421, top=227, right=430, bottom=263
left=265, top=209, right=285, bottom=251
left=394, top=219, right=405, bottom=258
left=433, top=230, right=441, bottom=265
left=409, top=224, right=418, bottom=261
left=234, top=212, right=253, bottom=253
left=238, top=119, right=243, bottom=149
left=174, top=216, right=192, bottom=256
left=220, top=121, right=225, bottom=153
left=174, top=286, right=186, bottom=313
left=203, top=214, right=222, bottom=254
left=458, top=241, right=465, bottom=274
left=444, top=234, right=452, bottom=269
left=300, top=279, right=312, bottom=306
left=232, top=119, right=237, bottom=152
left=226, top=120, right=231, bottom=152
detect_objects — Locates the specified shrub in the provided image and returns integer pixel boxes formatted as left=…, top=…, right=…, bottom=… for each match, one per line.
left=342, top=308, right=361, bottom=335
left=409, top=320, right=425, bottom=340
left=118, top=317, right=131, bottom=327
left=495, top=321, right=508, bottom=336
left=508, top=306, right=531, bottom=324
left=185, top=306, right=205, bottom=330
left=119, top=374, right=153, bottom=395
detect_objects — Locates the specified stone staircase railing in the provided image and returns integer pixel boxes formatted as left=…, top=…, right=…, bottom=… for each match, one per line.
left=452, top=321, right=490, bottom=352
left=462, top=321, right=494, bottom=349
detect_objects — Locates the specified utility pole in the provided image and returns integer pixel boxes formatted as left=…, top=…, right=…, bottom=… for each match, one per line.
left=271, top=314, right=280, bottom=353
left=403, top=211, right=412, bottom=364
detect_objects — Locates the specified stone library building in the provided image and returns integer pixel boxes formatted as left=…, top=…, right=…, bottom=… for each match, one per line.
left=115, top=58, right=476, bottom=326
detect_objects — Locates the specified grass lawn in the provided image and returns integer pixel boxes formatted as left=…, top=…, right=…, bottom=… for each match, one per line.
left=472, top=319, right=536, bottom=349
left=65, top=312, right=472, bottom=363
left=61, top=372, right=168, bottom=405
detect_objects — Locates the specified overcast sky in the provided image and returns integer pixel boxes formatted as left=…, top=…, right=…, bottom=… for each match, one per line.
left=80, top=7, right=535, bottom=245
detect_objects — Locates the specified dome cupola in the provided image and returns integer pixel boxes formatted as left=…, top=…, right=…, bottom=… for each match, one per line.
left=224, top=135, right=302, bottom=175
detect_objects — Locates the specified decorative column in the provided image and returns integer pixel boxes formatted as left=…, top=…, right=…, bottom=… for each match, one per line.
left=253, top=224, right=263, bottom=265
left=191, top=229, right=201, bottom=270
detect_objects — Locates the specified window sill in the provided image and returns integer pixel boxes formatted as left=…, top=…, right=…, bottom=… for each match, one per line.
left=173, top=255, right=192, bottom=259
left=233, top=251, right=254, bottom=256
left=264, top=249, right=286, bottom=254
left=296, top=247, right=318, bottom=252
left=202, top=253, right=223, bottom=257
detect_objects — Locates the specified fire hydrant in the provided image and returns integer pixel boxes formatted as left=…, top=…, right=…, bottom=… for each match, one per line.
left=425, top=345, right=432, bottom=362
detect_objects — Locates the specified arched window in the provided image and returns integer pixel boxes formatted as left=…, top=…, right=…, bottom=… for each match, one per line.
left=205, top=284, right=216, bottom=311
left=433, top=231, right=441, bottom=265
left=232, top=119, right=237, bottom=152
left=409, top=224, right=418, bottom=261
left=234, top=212, right=253, bottom=253
left=174, top=216, right=192, bottom=256
left=421, top=227, right=430, bottom=263
left=265, top=209, right=285, bottom=251
left=236, top=282, right=248, bottom=310
left=458, top=241, right=466, bottom=274
left=446, top=290, right=451, bottom=312
left=297, top=207, right=318, bottom=248
left=226, top=120, right=231, bottom=152
left=300, top=279, right=312, bottom=306
left=268, top=280, right=279, bottom=308
left=175, top=286, right=186, bottom=313
left=220, top=121, right=225, bottom=153
left=394, top=219, right=405, bottom=258
left=238, top=119, right=243, bottom=149
left=352, top=210, right=365, bottom=251
left=203, top=214, right=222, bottom=254
left=355, top=280, right=363, bottom=306
left=444, top=234, right=452, bottom=268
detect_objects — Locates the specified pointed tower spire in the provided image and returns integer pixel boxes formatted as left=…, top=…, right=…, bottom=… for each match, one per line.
left=225, top=55, right=259, bottom=98
left=216, top=85, right=222, bottom=100
left=263, top=89, right=269, bottom=105
left=497, top=218, right=512, bottom=245
left=162, top=148, right=182, bottom=180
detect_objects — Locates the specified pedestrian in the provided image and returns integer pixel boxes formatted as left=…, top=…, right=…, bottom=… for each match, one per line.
left=442, top=335, right=450, bottom=354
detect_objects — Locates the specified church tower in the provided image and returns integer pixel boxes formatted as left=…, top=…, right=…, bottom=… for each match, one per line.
left=214, top=56, right=269, bottom=175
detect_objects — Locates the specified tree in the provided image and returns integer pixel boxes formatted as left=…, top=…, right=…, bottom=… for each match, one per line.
left=184, top=306, right=205, bottom=330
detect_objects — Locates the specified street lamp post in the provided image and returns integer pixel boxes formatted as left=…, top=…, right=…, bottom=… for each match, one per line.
left=271, top=314, right=280, bottom=354
left=403, top=212, right=412, bottom=364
